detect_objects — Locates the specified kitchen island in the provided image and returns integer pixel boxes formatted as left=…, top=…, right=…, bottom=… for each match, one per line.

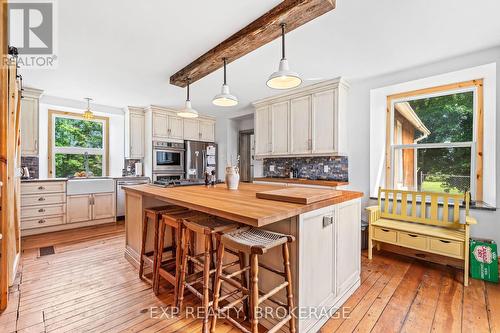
left=124, top=183, right=363, bottom=333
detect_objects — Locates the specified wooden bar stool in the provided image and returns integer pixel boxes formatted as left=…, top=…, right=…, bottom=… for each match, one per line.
left=176, top=215, right=240, bottom=332
left=211, top=227, right=296, bottom=333
left=139, top=205, right=187, bottom=286
left=154, top=209, right=201, bottom=297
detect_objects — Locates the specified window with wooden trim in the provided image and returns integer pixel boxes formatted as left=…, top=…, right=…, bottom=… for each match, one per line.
left=386, top=80, right=483, bottom=200
left=48, top=111, right=109, bottom=178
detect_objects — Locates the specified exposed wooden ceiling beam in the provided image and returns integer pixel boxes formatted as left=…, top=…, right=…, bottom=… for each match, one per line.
left=169, top=0, right=335, bottom=87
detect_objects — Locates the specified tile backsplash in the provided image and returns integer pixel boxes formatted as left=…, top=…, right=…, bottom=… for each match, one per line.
left=21, top=156, right=39, bottom=179
left=263, top=156, right=348, bottom=181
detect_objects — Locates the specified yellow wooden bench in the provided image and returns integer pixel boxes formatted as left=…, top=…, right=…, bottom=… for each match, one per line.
left=367, top=188, right=477, bottom=286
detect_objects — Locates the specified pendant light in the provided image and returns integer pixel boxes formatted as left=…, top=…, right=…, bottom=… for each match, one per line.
left=267, top=23, right=302, bottom=90
left=177, top=78, right=199, bottom=118
left=212, top=58, right=238, bottom=106
left=83, top=97, right=94, bottom=120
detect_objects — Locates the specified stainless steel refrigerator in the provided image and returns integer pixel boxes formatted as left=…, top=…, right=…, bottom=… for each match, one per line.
left=184, top=141, right=218, bottom=181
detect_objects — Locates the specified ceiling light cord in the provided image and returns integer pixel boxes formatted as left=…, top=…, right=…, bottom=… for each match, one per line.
left=281, top=23, right=286, bottom=60
left=186, top=78, right=190, bottom=101
left=223, top=58, right=227, bottom=85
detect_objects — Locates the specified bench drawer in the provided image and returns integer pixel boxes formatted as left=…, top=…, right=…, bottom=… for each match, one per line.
left=22, top=193, right=66, bottom=207
left=373, top=227, right=397, bottom=243
left=21, top=215, right=65, bottom=230
left=429, top=238, right=464, bottom=258
left=21, top=204, right=66, bottom=219
left=398, top=232, right=427, bottom=251
left=22, top=181, right=66, bottom=194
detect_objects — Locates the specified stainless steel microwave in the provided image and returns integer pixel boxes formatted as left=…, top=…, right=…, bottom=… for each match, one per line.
left=152, top=141, right=184, bottom=173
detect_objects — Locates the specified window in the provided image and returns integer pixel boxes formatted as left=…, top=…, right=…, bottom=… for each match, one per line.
left=48, top=111, right=109, bottom=178
left=386, top=80, right=483, bottom=199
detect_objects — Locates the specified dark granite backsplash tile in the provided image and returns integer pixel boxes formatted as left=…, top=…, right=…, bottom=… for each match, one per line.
left=263, top=156, right=348, bottom=182
left=21, top=156, right=39, bottom=179
left=124, top=159, right=142, bottom=175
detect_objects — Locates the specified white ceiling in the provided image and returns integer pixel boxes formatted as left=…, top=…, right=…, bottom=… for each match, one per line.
left=21, top=0, right=500, bottom=116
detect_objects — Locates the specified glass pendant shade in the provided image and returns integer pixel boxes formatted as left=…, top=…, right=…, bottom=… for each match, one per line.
left=267, top=23, right=302, bottom=90
left=177, top=79, right=199, bottom=118
left=212, top=58, right=238, bottom=106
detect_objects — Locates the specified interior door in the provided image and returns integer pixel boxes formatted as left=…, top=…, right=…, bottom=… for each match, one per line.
left=271, top=101, right=289, bottom=155
left=67, top=195, right=92, bottom=223
left=290, top=95, right=311, bottom=154
left=93, top=192, right=115, bottom=220
left=238, top=131, right=253, bottom=182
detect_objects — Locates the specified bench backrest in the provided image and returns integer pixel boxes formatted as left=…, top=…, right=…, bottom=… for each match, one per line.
left=378, top=188, right=469, bottom=229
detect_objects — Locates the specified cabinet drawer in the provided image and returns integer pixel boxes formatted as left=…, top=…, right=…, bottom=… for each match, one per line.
left=429, top=238, right=464, bottom=258
left=21, top=215, right=64, bottom=230
left=21, top=204, right=66, bottom=219
left=22, top=193, right=66, bottom=207
left=398, top=232, right=427, bottom=250
left=373, top=227, right=397, bottom=243
left=22, top=181, right=66, bottom=194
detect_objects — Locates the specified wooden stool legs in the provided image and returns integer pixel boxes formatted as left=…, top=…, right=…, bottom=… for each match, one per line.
left=138, top=210, right=148, bottom=279
left=210, top=240, right=225, bottom=333
left=249, top=254, right=259, bottom=333
left=283, top=243, right=296, bottom=333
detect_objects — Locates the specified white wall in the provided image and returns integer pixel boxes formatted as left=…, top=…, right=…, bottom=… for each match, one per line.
left=37, top=98, right=125, bottom=178
left=346, top=46, right=500, bottom=244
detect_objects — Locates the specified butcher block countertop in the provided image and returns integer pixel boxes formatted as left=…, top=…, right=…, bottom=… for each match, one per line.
left=124, top=183, right=362, bottom=227
left=254, top=177, right=349, bottom=187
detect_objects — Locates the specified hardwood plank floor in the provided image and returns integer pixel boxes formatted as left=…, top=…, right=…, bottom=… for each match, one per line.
left=1, top=223, right=498, bottom=332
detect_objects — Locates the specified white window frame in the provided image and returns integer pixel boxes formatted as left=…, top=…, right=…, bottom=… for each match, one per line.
left=389, top=86, right=478, bottom=198
left=49, top=111, right=109, bottom=177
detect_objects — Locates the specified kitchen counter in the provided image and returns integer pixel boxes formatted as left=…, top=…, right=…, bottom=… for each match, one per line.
left=123, top=182, right=363, bottom=332
left=254, top=177, right=349, bottom=187
left=123, top=183, right=361, bottom=227
left=21, top=178, right=68, bottom=182
left=21, top=176, right=150, bottom=183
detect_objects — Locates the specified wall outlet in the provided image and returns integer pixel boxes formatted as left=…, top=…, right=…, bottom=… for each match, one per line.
left=270, top=165, right=275, bottom=172
left=323, top=165, right=329, bottom=173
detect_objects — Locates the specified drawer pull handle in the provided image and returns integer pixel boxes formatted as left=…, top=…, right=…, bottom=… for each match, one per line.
left=38, top=219, right=46, bottom=224
left=38, top=186, right=45, bottom=190
left=381, top=229, right=390, bottom=232
left=408, top=234, right=418, bottom=238
left=38, top=197, right=45, bottom=201
left=439, top=240, right=451, bottom=244
left=38, top=208, right=45, bottom=213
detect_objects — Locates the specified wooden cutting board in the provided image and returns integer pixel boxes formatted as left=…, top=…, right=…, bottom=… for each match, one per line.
left=256, top=187, right=342, bottom=204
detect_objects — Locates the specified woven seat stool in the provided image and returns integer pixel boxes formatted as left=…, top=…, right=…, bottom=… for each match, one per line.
left=210, top=227, right=296, bottom=333
left=177, top=215, right=240, bottom=333
left=139, top=205, right=188, bottom=287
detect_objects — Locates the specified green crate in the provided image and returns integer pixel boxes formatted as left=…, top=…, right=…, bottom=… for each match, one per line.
left=470, top=238, right=498, bottom=283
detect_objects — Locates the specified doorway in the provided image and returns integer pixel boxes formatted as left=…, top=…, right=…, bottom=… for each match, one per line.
left=238, top=130, right=254, bottom=182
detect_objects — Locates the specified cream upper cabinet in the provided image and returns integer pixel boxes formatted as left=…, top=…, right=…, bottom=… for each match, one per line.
left=290, top=95, right=311, bottom=154
left=93, top=192, right=115, bottom=220
left=183, top=118, right=200, bottom=141
left=125, top=107, right=145, bottom=159
left=255, top=106, right=271, bottom=156
left=20, top=88, right=43, bottom=156
left=199, top=119, right=215, bottom=142
left=271, top=101, right=289, bottom=155
left=168, top=115, right=184, bottom=140
left=152, top=111, right=169, bottom=139
left=67, top=195, right=92, bottom=223
left=312, top=89, right=336, bottom=154
left=252, top=78, right=348, bottom=158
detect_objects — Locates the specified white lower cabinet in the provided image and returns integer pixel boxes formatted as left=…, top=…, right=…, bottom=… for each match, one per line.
left=67, top=192, right=115, bottom=223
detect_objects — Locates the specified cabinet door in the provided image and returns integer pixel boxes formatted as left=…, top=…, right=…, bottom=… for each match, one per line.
left=152, top=112, right=169, bottom=138
left=312, top=89, right=336, bottom=153
left=299, top=207, right=336, bottom=332
left=199, top=120, right=215, bottom=142
left=290, top=96, right=311, bottom=154
left=129, top=113, right=144, bottom=158
left=255, top=106, right=270, bottom=156
left=271, top=101, right=289, bottom=155
left=336, top=199, right=361, bottom=296
left=20, top=98, right=38, bottom=156
left=93, top=192, right=115, bottom=220
left=168, top=115, right=183, bottom=140
left=183, top=119, right=200, bottom=141
left=67, top=195, right=92, bottom=223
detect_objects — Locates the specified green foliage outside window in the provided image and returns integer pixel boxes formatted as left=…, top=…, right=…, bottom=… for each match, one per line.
left=54, top=117, right=104, bottom=177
